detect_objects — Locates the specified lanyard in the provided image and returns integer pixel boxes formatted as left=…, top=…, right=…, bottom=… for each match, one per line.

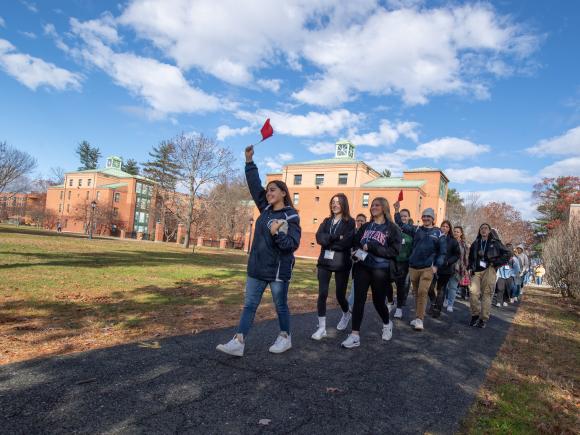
left=480, top=239, right=488, bottom=255
left=329, top=218, right=341, bottom=236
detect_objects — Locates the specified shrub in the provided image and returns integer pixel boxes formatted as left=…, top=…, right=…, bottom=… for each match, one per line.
left=543, top=221, right=580, bottom=298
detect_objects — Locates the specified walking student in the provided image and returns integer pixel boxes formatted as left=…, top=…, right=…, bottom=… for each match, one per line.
left=312, top=194, right=356, bottom=340
left=445, top=226, right=469, bottom=312
left=217, top=145, right=301, bottom=357
left=512, top=245, right=529, bottom=302
left=341, top=198, right=401, bottom=349
left=432, top=220, right=460, bottom=318
left=496, top=245, right=520, bottom=307
left=347, top=214, right=367, bottom=310
left=392, top=208, right=413, bottom=319
left=394, top=203, right=446, bottom=331
left=467, top=223, right=509, bottom=328
left=535, top=264, right=545, bottom=285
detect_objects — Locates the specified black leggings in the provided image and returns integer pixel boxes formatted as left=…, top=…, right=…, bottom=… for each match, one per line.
left=317, top=267, right=350, bottom=316
left=392, top=261, right=409, bottom=307
left=352, top=264, right=390, bottom=331
left=433, top=274, right=452, bottom=311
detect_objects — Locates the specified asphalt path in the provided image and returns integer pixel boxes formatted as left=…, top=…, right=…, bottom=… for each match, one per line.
left=1, top=296, right=517, bottom=434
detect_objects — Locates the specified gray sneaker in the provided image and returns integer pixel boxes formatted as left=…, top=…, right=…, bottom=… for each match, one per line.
left=269, top=333, right=292, bottom=354
left=337, top=311, right=352, bottom=330
left=341, top=334, right=360, bottom=349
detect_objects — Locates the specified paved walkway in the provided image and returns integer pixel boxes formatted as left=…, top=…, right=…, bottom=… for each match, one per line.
left=1, top=298, right=516, bottom=434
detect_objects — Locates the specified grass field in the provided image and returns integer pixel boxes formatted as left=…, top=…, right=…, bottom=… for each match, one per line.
left=461, top=286, right=579, bottom=434
left=0, top=225, right=319, bottom=364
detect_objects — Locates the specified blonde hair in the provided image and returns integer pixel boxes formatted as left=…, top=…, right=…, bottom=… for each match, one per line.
left=371, top=197, right=392, bottom=222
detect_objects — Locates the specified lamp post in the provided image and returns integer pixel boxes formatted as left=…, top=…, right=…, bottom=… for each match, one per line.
left=89, top=200, right=97, bottom=240
left=247, top=217, right=254, bottom=254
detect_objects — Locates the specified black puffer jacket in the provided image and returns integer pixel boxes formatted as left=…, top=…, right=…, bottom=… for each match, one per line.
left=468, top=235, right=509, bottom=273
left=316, top=217, right=356, bottom=271
left=438, top=235, right=460, bottom=276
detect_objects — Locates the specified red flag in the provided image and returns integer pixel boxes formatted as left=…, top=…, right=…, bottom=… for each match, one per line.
left=260, top=118, right=274, bottom=141
left=398, top=190, right=404, bottom=202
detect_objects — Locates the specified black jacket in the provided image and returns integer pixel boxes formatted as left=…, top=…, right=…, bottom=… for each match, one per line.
left=316, top=217, right=356, bottom=271
left=438, top=235, right=460, bottom=276
left=352, top=220, right=402, bottom=269
left=245, top=162, right=301, bottom=281
left=468, top=236, right=510, bottom=273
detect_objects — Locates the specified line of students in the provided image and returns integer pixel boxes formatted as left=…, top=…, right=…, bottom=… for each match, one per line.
left=217, top=152, right=510, bottom=356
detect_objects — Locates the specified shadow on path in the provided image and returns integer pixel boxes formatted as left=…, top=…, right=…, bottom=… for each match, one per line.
left=0, top=298, right=517, bottom=434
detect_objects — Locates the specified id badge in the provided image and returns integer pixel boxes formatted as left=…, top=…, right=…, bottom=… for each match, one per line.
left=479, top=260, right=487, bottom=268
left=324, top=250, right=335, bottom=260
left=401, top=238, right=405, bottom=245
left=354, top=249, right=368, bottom=261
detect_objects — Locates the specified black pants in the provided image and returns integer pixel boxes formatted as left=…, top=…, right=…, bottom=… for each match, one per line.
left=352, top=264, right=390, bottom=331
left=433, top=273, right=452, bottom=312
left=317, top=267, right=349, bottom=317
left=496, top=277, right=511, bottom=303
left=392, top=261, right=410, bottom=308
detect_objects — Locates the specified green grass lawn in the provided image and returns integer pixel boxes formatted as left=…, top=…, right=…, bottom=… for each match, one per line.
left=0, top=224, right=319, bottom=363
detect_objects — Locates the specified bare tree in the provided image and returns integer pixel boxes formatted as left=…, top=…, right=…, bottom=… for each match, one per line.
left=49, top=167, right=66, bottom=185
left=175, top=133, right=232, bottom=250
left=543, top=221, right=580, bottom=298
left=461, top=193, right=483, bottom=242
left=0, top=141, right=36, bottom=194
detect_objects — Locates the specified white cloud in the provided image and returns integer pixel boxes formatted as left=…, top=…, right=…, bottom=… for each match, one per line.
left=360, top=152, right=408, bottom=174
left=216, top=125, right=253, bottom=141
left=527, top=126, right=580, bottom=156
left=0, top=38, right=82, bottom=91
left=349, top=120, right=420, bottom=147
left=396, top=137, right=489, bottom=160
left=20, top=1, right=38, bottom=13
left=263, top=152, right=294, bottom=172
left=308, top=141, right=336, bottom=155
left=539, top=157, right=580, bottom=178
left=257, top=79, right=282, bottom=93
left=0, top=17, right=6, bottom=28
left=68, top=16, right=220, bottom=117
left=19, top=31, right=37, bottom=39
left=445, top=167, right=533, bottom=184
left=234, top=108, right=363, bottom=137
left=295, top=4, right=537, bottom=106
left=462, top=189, right=537, bottom=220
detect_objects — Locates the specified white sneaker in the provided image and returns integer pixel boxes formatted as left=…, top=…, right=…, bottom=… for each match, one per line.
left=387, top=303, right=395, bottom=313
left=446, top=306, right=453, bottom=313
left=496, top=302, right=501, bottom=307
left=503, top=302, right=508, bottom=307
left=311, top=327, right=327, bottom=341
left=443, top=299, right=448, bottom=308
left=216, top=335, right=244, bottom=357
left=410, top=318, right=418, bottom=327
left=336, top=311, right=352, bottom=331
left=269, top=333, right=292, bottom=354
left=341, top=334, right=360, bottom=349
left=382, top=322, right=393, bottom=341
left=413, top=318, right=424, bottom=331
left=510, top=298, right=514, bottom=303
left=394, top=308, right=403, bottom=319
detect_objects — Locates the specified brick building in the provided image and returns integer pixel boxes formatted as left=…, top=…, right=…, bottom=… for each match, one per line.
left=45, top=156, right=156, bottom=237
left=257, top=140, right=449, bottom=258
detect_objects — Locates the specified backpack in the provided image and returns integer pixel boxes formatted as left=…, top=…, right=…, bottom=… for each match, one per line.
left=396, top=232, right=413, bottom=262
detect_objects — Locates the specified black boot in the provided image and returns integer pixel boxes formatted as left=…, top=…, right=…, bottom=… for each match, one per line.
left=476, top=319, right=487, bottom=328
left=469, top=315, right=479, bottom=326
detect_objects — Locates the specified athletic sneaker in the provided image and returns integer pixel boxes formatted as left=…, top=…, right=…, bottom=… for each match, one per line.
left=443, top=299, right=448, bottom=308
left=311, top=327, right=327, bottom=341
left=510, top=298, right=515, bottom=303
left=269, top=333, right=292, bottom=354
left=394, top=308, right=403, bottom=319
left=382, top=322, right=393, bottom=341
left=341, top=334, right=360, bottom=349
left=413, top=318, right=424, bottom=331
left=410, top=318, right=418, bottom=327
left=446, top=306, right=453, bottom=313
left=503, top=302, right=508, bottom=307
left=469, top=315, right=480, bottom=327
left=476, top=319, right=487, bottom=328
left=216, top=335, right=244, bottom=357
left=387, top=303, right=395, bottom=314
left=336, top=311, right=352, bottom=331
left=496, top=302, right=501, bottom=307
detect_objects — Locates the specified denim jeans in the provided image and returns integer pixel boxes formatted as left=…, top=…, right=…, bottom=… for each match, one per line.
left=536, top=276, right=542, bottom=285
left=237, top=276, right=290, bottom=337
left=446, top=274, right=460, bottom=307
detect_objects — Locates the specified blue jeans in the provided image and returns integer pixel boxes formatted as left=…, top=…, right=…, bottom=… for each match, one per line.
left=536, top=276, right=542, bottom=285
left=446, top=274, right=460, bottom=307
left=237, top=276, right=290, bottom=337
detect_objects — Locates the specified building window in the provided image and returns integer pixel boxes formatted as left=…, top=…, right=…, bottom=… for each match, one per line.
left=78, top=179, right=82, bottom=187
left=58, top=204, right=62, bottom=213
left=362, top=193, right=369, bottom=207
left=67, top=191, right=71, bottom=200
left=66, top=204, right=70, bottom=212
left=315, top=174, right=324, bottom=185
left=86, top=191, right=89, bottom=200
left=88, top=179, right=92, bottom=187
left=293, top=174, right=302, bottom=185
left=69, top=178, right=73, bottom=187
left=59, top=191, right=63, bottom=200
left=293, top=193, right=299, bottom=205
left=114, top=192, right=120, bottom=203
left=315, top=196, right=319, bottom=203
left=113, top=207, right=119, bottom=217
left=338, top=173, right=348, bottom=185
left=439, top=179, right=447, bottom=200
left=64, top=219, right=68, bottom=228
left=313, top=218, right=318, bottom=224
left=96, top=191, right=100, bottom=201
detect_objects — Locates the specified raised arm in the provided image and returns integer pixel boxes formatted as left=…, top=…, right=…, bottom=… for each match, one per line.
left=244, top=146, right=268, bottom=212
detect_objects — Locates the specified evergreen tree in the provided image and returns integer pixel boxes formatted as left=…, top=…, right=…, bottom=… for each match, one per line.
left=122, top=158, right=140, bottom=175
left=142, top=141, right=181, bottom=189
left=76, top=140, right=101, bottom=170
left=380, top=169, right=392, bottom=177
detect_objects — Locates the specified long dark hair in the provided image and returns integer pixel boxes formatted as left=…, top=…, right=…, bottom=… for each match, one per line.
left=329, top=193, right=351, bottom=221
left=453, top=226, right=465, bottom=242
left=440, top=220, right=453, bottom=237
left=476, top=223, right=494, bottom=240
left=266, top=180, right=294, bottom=208
left=371, top=197, right=392, bottom=222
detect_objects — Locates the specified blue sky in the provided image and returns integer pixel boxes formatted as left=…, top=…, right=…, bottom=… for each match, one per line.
left=1, top=0, right=579, bottom=219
